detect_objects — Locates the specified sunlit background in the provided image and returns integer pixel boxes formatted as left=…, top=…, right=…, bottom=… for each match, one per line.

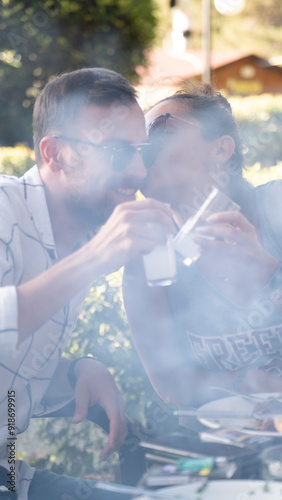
left=1, top=0, right=282, bottom=482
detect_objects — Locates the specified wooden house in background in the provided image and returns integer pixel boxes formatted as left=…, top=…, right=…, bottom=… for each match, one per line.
left=136, top=49, right=282, bottom=107
left=212, top=53, right=282, bottom=95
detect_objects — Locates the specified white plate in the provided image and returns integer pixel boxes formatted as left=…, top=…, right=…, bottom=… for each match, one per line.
left=138, top=480, right=282, bottom=500
left=198, top=393, right=282, bottom=434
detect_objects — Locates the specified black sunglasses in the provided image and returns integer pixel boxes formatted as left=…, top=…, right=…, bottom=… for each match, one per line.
left=52, top=135, right=159, bottom=171
left=146, top=113, right=201, bottom=142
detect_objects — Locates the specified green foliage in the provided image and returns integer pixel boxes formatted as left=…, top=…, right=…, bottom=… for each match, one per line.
left=244, top=162, right=282, bottom=186
left=31, top=415, right=117, bottom=478
left=0, top=145, right=35, bottom=176
left=160, top=0, right=282, bottom=56
left=0, top=0, right=158, bottom=146
left=211, top=0, right=282, bottom=56
left=230, top=94, right=282, bottom=167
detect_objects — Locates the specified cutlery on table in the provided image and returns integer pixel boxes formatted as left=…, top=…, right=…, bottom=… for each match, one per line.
left=208, top=387, right=271, bottom=403
left=174, top=409, right=282, bottom=420
left=94, top=481, right=194, bottom=499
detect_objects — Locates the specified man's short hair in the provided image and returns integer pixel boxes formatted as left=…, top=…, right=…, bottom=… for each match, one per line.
left=33, top=67, right=138, bottom=166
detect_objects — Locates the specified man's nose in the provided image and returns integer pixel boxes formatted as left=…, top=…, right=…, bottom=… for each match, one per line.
left=126, top=151, right=148, bottom=179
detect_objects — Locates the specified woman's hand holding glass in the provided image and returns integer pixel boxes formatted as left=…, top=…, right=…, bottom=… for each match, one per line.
left=194, top=210, right=280, bottom=302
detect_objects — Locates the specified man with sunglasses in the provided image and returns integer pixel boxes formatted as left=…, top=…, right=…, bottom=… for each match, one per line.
left=0, top=67, right=174, bottom=500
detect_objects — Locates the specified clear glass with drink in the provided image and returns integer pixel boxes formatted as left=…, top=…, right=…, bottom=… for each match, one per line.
left=174, top=187, right=240, bottom=266
left=143, top=229, right=177, bottom=287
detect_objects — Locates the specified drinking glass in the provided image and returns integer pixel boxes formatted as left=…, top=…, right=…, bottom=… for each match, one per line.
left=143, top=230, right=176, bottom=287
left=174, top=187, right=240, bottom=266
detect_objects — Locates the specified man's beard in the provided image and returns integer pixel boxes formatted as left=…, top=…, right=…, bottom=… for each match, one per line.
left=64, top=175, right=140, bottom=230
left=64, top=197, right=116, bottom=230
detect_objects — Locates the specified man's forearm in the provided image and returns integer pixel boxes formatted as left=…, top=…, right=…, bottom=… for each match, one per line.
left=17, top=241, right=99, bottom=344
left=17, top=198, right=175, bottom=345
left=41, top=357, right=73, bottom=404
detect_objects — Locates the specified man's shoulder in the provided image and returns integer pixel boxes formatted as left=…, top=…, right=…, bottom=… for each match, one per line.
left=0, top=165, right=40, bottom=204
left=0, top=173, right=20, bottom=190
left=0, top=167, right=41, bottom=227
left=0, top=174, right=22, bottom=208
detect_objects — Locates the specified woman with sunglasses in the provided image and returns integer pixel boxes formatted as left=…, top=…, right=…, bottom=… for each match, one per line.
left=123, top=84, right=282, bottom=410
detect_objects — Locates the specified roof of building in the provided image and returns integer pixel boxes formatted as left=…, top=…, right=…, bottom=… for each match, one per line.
left=136, top=48, right=282, bottom=86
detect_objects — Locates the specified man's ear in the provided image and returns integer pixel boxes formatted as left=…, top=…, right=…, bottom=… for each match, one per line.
left=39, top=136, right=62, bottom=172
left=212, top=135, right=236, bottom=164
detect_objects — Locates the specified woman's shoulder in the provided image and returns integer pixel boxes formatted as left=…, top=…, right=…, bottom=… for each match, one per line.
left=255, top=179, right=282, bottom=255
left=255, top=179, right=282, bottom=199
